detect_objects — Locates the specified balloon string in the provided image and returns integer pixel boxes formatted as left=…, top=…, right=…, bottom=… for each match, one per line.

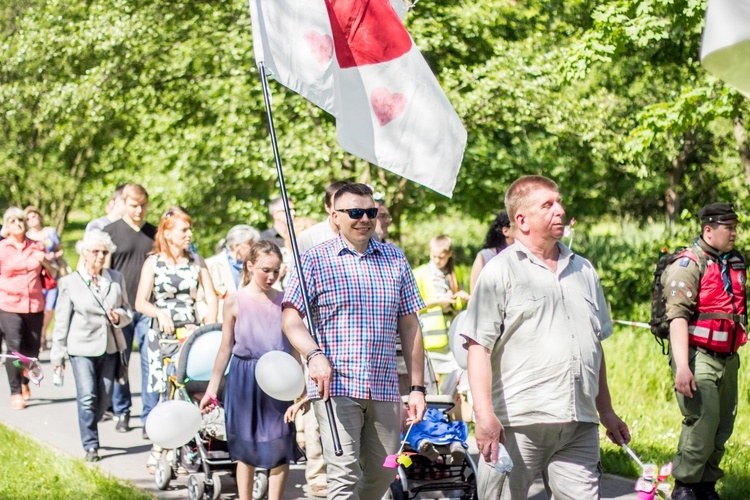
left=397, top=421, right=415, bottom=455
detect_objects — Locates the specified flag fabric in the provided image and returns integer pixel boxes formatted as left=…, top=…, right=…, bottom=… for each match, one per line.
left=701, top=0, right=750, bottom=97
left=249, top=0, right=467, bottom=198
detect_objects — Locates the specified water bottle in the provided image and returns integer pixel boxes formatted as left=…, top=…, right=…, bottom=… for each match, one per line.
left=53, top=367, right=64, bottom=387
left=493, top=444, right=514, bottom=474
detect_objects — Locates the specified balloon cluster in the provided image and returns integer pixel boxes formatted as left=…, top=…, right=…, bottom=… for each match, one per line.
left=635, top=462, right=673, bottom=500
left=622, top=444, right=673, bottom=500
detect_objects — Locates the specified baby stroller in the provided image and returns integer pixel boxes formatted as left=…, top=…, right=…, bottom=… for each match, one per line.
left=153, top=323, right=269, bottom=500
left=387, top=395, right=478, bottom=500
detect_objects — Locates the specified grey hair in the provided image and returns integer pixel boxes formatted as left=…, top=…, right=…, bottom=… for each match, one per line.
left=225, top=225, right=260, bottom=248
left=268, top=197, right=284, bottom=215
left=3, top=207, right=25, bottom=227
left=76, top=229, right=117, bottom=255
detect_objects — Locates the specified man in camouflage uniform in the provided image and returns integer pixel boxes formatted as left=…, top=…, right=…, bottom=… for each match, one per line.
left=663, top=203, right=747, bottom=500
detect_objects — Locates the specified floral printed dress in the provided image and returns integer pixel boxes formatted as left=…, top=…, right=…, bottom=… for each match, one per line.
left=145, top=254, right=200, bottom=394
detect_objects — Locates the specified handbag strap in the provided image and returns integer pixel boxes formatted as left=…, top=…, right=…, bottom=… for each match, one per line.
left=76, top=271, right=115, bottom=327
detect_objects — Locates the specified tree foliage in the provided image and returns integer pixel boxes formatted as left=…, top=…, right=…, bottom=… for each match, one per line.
left=1, top=0, right=749, bottom=251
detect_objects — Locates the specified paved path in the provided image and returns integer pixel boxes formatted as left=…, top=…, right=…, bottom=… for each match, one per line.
left=0, top=351, right=639, bottom=499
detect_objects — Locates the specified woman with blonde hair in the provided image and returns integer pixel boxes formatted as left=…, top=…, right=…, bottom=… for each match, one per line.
left=0, top=207, right=56, bottom=409
left=134, top=206, right=218, bottom=472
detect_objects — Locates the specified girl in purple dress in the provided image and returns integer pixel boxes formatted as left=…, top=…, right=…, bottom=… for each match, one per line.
left=200, top=240, right=302, bottom=500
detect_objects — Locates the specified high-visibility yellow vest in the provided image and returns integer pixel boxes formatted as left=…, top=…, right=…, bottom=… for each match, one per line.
left=413, top=265, right=465, bottom=351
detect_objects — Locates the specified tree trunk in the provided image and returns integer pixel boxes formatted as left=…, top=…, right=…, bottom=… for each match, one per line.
left=665, top=132, right=695, bottom=230
left=733, top=115, right=750, bottom=187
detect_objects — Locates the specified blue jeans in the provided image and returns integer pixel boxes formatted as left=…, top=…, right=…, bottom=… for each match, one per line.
left=112, top=311, right=158, bottom=423
left=70, top=353, right=117, bottom=451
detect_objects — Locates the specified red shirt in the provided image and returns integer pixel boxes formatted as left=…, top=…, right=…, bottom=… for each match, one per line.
left=0, top=238, right=46, bottom=314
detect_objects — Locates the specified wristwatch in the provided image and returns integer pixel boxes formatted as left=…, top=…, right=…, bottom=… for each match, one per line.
left=409, top=385, right=426, bottom=394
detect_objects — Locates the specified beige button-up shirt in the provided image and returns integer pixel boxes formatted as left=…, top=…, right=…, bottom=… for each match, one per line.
left=462, top=240, right=612, bottom=426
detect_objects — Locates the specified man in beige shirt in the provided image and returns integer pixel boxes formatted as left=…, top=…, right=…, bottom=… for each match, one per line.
left=463, top=175, right=630, bottom=499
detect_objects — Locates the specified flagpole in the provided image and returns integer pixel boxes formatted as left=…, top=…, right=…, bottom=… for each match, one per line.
left=257, top=60, right=344, bottom=457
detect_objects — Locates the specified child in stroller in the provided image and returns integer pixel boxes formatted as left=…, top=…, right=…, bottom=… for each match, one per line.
left=388, top=395, right=478, bottom=499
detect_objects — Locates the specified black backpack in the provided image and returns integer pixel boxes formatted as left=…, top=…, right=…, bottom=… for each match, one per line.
left=649, top=245, right=707, bottom=353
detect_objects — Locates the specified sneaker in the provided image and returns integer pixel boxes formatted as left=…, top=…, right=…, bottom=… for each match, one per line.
left=146, top=446, right=161, bottom=475
left=310, top=485, right=328, bottom=498
left=21, top=384, right=31, bottom=401
left=115, top=414, right=130, bottom=433
left=417, top=440, right=441, bottom=463
left=142, top=427, right=149, bottom=440
left=99, top=409, right=114, bottom=422
left=10, top=394, right=25, bottom=410
left=449, top=441, right=466, bottom=464
left=85, top=448, right=100, bottom=462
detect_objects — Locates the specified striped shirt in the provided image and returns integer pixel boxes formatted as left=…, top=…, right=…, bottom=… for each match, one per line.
left=283, top=235, right=424, bottom=402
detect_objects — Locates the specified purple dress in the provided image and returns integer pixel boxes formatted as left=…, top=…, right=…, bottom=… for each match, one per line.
left=224, top=287, right=303, bottom=468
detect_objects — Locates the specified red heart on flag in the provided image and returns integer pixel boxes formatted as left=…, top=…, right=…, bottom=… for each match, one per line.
left=371, top=87, right=407, bottom=126
left=304, top=30, right=334, bottom=67
left=324, top=0, right=412, bottom=69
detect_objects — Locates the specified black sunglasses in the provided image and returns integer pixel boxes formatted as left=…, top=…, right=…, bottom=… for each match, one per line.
left=89, top=249, right=110, bottom=256
left=336, top=208, right=379, bottom=220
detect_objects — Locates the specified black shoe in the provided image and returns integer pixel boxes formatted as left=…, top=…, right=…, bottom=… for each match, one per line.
left=115, top=414, right=130, bottom=433
left=142, top=427, right=149, bottom=440
left=697, top=482, right=721, bottom=500
left=85, top=448, right=100, bottom=462
left=99, top=409, right=114, bottom=422
left=672, top=481, right=699, bottom=500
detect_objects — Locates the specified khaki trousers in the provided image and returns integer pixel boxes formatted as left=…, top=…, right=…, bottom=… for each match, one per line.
left=304, top=408, right=328, bottom=489
left=478, top=422, right=601, bottom=500
left=313, top=397, right=400, bottom=499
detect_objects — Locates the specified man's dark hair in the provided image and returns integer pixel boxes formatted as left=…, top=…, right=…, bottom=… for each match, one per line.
left=324, top=181, right=351, bottom=209
left=332, top=183, right=373, bottom=205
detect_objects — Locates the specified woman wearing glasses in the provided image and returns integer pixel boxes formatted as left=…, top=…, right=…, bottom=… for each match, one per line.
left=0, top=207, right=56, bottom=410
left=50, top=230, right=132, bottom=461
left=134, top=207, right=217, bottom=472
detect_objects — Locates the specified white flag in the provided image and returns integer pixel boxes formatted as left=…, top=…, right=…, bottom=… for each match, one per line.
left=701, top=0, right=750, bottom=97
left=250, top=0, right=467, bottom=198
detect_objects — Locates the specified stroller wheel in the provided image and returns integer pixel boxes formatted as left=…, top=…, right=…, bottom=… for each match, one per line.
left=253, top=469, right=269, bottom=499
left=154, top=455, right=172, bottom=490
left=187, top=473, right=205, bottom=500
left=388, top=479, right=407, bottom=500
left=206, top=472, right=222, bottom=500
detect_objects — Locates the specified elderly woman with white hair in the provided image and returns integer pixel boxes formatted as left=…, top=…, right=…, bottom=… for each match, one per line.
left=205, top=224, right=261, bottom=321
left=0, top=207, right=56, bottom=410
left=51, top=229, right=133, bottom=462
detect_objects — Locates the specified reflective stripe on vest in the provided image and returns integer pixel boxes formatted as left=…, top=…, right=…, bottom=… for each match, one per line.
left=688, top=254, right=747, bottom=353
left=420, top=309, right=449, bottom=350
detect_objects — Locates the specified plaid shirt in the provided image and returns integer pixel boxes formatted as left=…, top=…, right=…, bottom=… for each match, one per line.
left=283, top=235, right=424, bottom=402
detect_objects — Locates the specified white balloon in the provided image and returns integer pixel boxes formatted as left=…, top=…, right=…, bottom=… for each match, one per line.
left=448, top=310, right=468, bottom=370
left=255, top=351, right=305, bottom=401
left=145, top=400, right=202, bottom=449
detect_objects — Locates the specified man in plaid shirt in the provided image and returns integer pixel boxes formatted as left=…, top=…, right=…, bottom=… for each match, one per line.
left=283, top=183, right=427, bottom=499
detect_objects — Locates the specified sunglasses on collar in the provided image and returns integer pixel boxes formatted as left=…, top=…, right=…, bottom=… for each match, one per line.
left=336, top=208, right=379, bottom=220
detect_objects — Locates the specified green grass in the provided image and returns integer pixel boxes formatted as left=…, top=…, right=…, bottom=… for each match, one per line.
left=0, top=423, right=152, bottom=499
left=601, top=326, right=750, bottom=498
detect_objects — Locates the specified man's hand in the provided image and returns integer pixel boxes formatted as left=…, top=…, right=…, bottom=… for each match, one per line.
left=308, top=354, right=332, bottom=401
left=406, top=391, right=426, bottom=425
left=600, top=409, right=631, bottom=445
left=475, top=410, right=504, bottom=463
left=674, top=365, right=697, bottom=398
